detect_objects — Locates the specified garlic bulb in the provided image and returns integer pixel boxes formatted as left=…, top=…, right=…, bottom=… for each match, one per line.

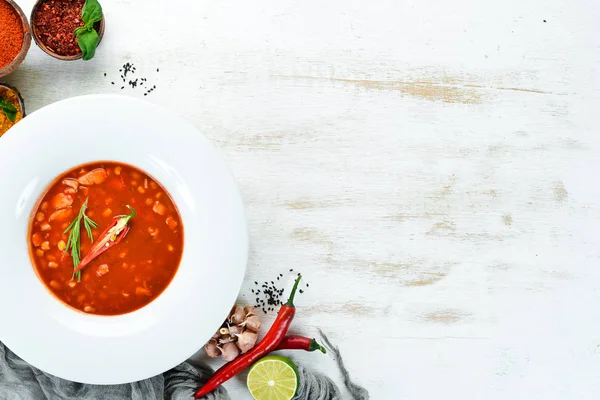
left=204, top=341, right=220, bottom=358
left=204, top=304, right=262, bottom=361
left=221, top=342, right=240, bottom=362
left=236, top=331, right=258, bottom=354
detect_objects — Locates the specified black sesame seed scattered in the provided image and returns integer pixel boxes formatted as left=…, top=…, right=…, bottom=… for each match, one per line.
left=289, top=269, right=293, bottom=272
left=121, top=86, right=124, bottom=89
left=306, top=283, right=309, bottom=287
left=252, top=272, right=305, bottom=311
left=109, top=64, right=159, bottom=95
left=104, top=72, right=106, bottom=77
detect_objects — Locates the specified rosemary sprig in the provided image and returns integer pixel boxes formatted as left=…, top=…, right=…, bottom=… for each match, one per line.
left=63, top=198, right=98, bottom=281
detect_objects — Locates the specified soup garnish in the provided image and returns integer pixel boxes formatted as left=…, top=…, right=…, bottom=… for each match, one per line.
left=29, top=162, right=183, bottom=315
left=74, top=205, right=136, bottom=274
left=63, top=198, right=99, bottom=281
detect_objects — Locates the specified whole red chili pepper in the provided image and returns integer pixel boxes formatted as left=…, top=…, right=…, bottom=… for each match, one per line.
left=194, top=275, right=303, bottom=399
left=74, top=206, right=136, bottom=273
left=276, top=335, right=327, bottom=354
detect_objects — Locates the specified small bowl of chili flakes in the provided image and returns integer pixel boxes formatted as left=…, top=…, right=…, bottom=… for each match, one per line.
left=31, top=0, right=105, bottom=61
left=0, top=0, right=32, bottom=78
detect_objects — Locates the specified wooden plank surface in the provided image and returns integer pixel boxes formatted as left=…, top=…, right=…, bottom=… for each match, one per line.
left=6, top=0, right=600, bottom=398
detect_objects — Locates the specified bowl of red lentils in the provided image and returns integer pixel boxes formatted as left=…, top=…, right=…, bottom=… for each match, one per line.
left=0, top=0, right=32, bottom=78
left=31, top=0, right=105, bottom=61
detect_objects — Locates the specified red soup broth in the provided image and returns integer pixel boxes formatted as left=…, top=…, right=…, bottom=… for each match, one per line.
left=28, top=162, right=184, bottom=315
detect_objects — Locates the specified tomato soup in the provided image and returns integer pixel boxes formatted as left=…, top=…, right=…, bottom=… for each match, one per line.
left=28, top=162, right=183, bottom=315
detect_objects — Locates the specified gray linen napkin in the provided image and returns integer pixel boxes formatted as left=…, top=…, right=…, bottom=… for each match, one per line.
left=0, top=342, right=229, bottom=400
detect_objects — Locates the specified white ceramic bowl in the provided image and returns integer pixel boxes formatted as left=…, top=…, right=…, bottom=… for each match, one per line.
left=0, top=95, right=248, bottom=384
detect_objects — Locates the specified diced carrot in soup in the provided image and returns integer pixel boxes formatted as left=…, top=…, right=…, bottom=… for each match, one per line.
left=136, top=286, right=152, bottom=296
left=166, top=216, right=178, bottom=230
left=29, top=162, right=183, bottom=316
left=148, top=227, right=159, bottom=239
left=96, top=264, right=110, bottom=277
left=153, top=201, right=167, bottom=215
left=32, top=232, right=43, bottom=247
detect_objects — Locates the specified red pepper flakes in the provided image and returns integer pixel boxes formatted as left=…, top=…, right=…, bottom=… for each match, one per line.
left=33, top=0, right=86, bottom=56
left=0, top=0, right=25, bottom=69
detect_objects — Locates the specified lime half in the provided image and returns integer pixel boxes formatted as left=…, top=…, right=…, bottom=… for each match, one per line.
left=247, top=355, right=300, bottom=400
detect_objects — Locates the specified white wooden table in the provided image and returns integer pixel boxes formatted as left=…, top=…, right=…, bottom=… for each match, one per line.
left=6, top=0, right=600, bottom=398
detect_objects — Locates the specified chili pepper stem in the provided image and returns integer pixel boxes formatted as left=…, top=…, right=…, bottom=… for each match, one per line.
left=124, top=205, right=136, bottom=222
left=309, top=338, right=327, bottom=354
left=285, top=274, right=302, bottom=307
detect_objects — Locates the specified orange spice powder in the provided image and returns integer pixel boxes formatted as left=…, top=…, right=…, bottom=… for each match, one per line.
left=0, top=1, right=25, bottom=69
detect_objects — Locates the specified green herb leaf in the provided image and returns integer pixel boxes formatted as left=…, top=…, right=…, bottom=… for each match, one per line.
left=83, top=215, right=98, bottom=241
left=81, top=0, right=103, bottom=25
left=0, top=98, right=17, bottom=122
left=75, top=28, right=100, bottom=61
left=63, top=198, right=98, bottom=281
